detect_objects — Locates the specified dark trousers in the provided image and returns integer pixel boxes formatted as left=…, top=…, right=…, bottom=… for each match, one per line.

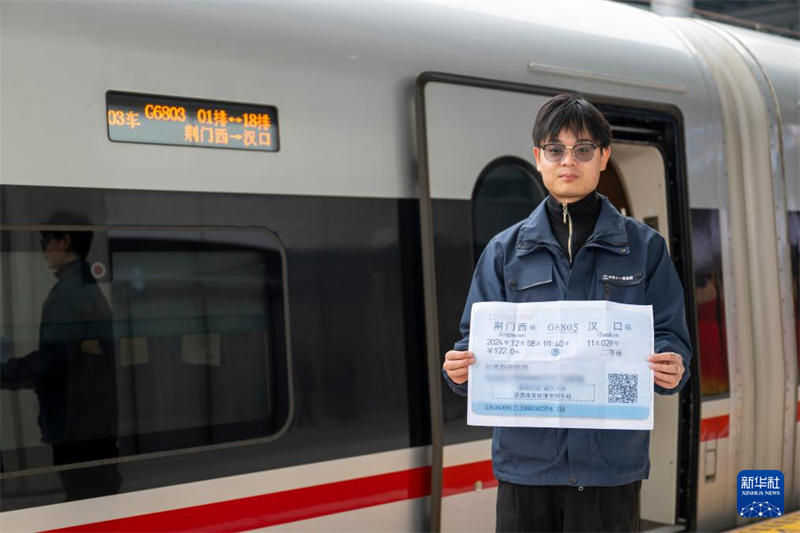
left=496, top=480, right=642, bottom=532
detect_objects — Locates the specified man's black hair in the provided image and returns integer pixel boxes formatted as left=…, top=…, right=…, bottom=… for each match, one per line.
left=532, top=94, right=612, bottom=149
left=41, top=212, right=94, bottom=260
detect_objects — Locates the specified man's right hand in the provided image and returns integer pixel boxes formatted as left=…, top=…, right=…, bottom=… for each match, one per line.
left=443, top=350, right=476, bottom=385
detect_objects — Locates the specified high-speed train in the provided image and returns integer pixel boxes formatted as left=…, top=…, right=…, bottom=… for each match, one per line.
left=0, top=1, right=798, bottom=531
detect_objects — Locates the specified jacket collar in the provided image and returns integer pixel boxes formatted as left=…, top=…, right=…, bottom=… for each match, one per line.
left=516, top=193, right=629, bottom=257
left=54, top=259, right=83, bottom=280
left=53, top=260, right=92, bottom=283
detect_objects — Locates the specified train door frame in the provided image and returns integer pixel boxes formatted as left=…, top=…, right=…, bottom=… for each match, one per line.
left=414, top=71, right=700, bottom=532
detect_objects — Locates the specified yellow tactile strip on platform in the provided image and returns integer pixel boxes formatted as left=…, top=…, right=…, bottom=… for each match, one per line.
left=726, top=510, right=800, bottom=533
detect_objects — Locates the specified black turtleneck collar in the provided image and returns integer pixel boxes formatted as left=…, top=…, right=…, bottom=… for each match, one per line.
left=545, top=191, right=602, bottom=227
left=544, top=191, right=602, bottom=266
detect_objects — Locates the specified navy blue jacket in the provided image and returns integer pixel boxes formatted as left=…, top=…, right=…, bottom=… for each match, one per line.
left=1, top=261, right=117, bottom=444
left=444, top=194, right=692, bottom=487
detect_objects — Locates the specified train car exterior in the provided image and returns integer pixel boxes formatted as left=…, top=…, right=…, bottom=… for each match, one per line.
left=0, top=1, right=797, bottom=531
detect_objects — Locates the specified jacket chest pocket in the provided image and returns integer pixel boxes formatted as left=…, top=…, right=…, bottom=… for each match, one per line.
left=598, top=268, right=645, bottom=304
left=505, top=265, right=558, bottom=302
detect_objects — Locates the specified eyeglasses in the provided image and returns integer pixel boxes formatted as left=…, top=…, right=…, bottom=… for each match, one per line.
left=39, top=236, right=54, bottom=252
left=539, top=143, right=598, bottom=163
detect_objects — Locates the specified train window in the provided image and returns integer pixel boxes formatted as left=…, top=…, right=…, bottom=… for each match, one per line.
left=691, top=210, right=730, bottom=397
left=790, top=211, right=800, bottom=383
left=0, top=227, right=290, bottom=474
left=472, top=156, right=547, bottom=263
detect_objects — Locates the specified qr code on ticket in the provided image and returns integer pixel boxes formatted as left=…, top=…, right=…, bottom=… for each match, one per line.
left=608, top=373, right=638, bottom=404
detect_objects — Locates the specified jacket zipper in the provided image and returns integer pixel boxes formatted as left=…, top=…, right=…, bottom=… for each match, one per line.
left=562, top=203, right=573, bottom=264
left=604, top=283, right=611, bottom=300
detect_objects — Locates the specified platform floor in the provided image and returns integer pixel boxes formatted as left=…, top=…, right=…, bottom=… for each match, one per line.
left=725, top=510, right=800, bottom=533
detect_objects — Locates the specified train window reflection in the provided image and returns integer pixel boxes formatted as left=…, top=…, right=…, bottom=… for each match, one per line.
left=0, top=228, right=290, bottom=476
left=691, top=210, right=730, bottom=397
left=789, top=211, right=799, bottom=383
left=472, top=156, right=547, bottom=264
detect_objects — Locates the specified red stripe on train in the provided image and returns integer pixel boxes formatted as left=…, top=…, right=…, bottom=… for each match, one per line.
left=700, top=414, right=729, bottom=441
left=700, top=404, right=800, bottom=439
left=44, top=460, right=496, bottom=533
left=36, top=410, right=769, bottom=533
left=443, top=459, right=498, bottom=496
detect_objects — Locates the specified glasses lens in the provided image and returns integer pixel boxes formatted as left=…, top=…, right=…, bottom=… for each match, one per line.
left=544, top=144, right=565, bottom=162
left=574, top=144, right=596, bottom=162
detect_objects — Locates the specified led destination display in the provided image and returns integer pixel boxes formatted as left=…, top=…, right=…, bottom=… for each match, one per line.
left=106, top=91, right=279, bottom=151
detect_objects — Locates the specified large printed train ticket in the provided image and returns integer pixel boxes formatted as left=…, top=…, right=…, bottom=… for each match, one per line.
left=467, top=301, right=654, bottom=430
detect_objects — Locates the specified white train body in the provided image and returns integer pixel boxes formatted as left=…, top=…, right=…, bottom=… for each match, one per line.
left=0, top=1, right=797, bottom=532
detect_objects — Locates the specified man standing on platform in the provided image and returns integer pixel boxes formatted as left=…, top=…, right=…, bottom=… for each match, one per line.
left=442, top=94, right=692, bottom=532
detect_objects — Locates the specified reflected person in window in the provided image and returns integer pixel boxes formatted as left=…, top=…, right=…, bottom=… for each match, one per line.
left=1, top=226, right=120, bottom=500
left=442, top=94, right=692, bottom=532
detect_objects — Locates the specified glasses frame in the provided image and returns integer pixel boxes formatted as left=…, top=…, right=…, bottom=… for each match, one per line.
left=38, top=233, right=64, bottom=252
left=538, top=142, right=599, bottom=163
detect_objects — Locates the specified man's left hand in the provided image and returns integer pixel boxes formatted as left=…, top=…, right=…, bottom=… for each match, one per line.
left=647, top=352, right=685, bottom=390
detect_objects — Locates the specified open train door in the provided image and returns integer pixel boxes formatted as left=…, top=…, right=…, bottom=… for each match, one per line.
left=415, top=73, right=699, bottom=532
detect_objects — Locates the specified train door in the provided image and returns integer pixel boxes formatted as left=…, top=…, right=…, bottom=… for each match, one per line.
left=667, top=19, right=800, bottom=529
left=415, top=74, right=698, bottom=532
